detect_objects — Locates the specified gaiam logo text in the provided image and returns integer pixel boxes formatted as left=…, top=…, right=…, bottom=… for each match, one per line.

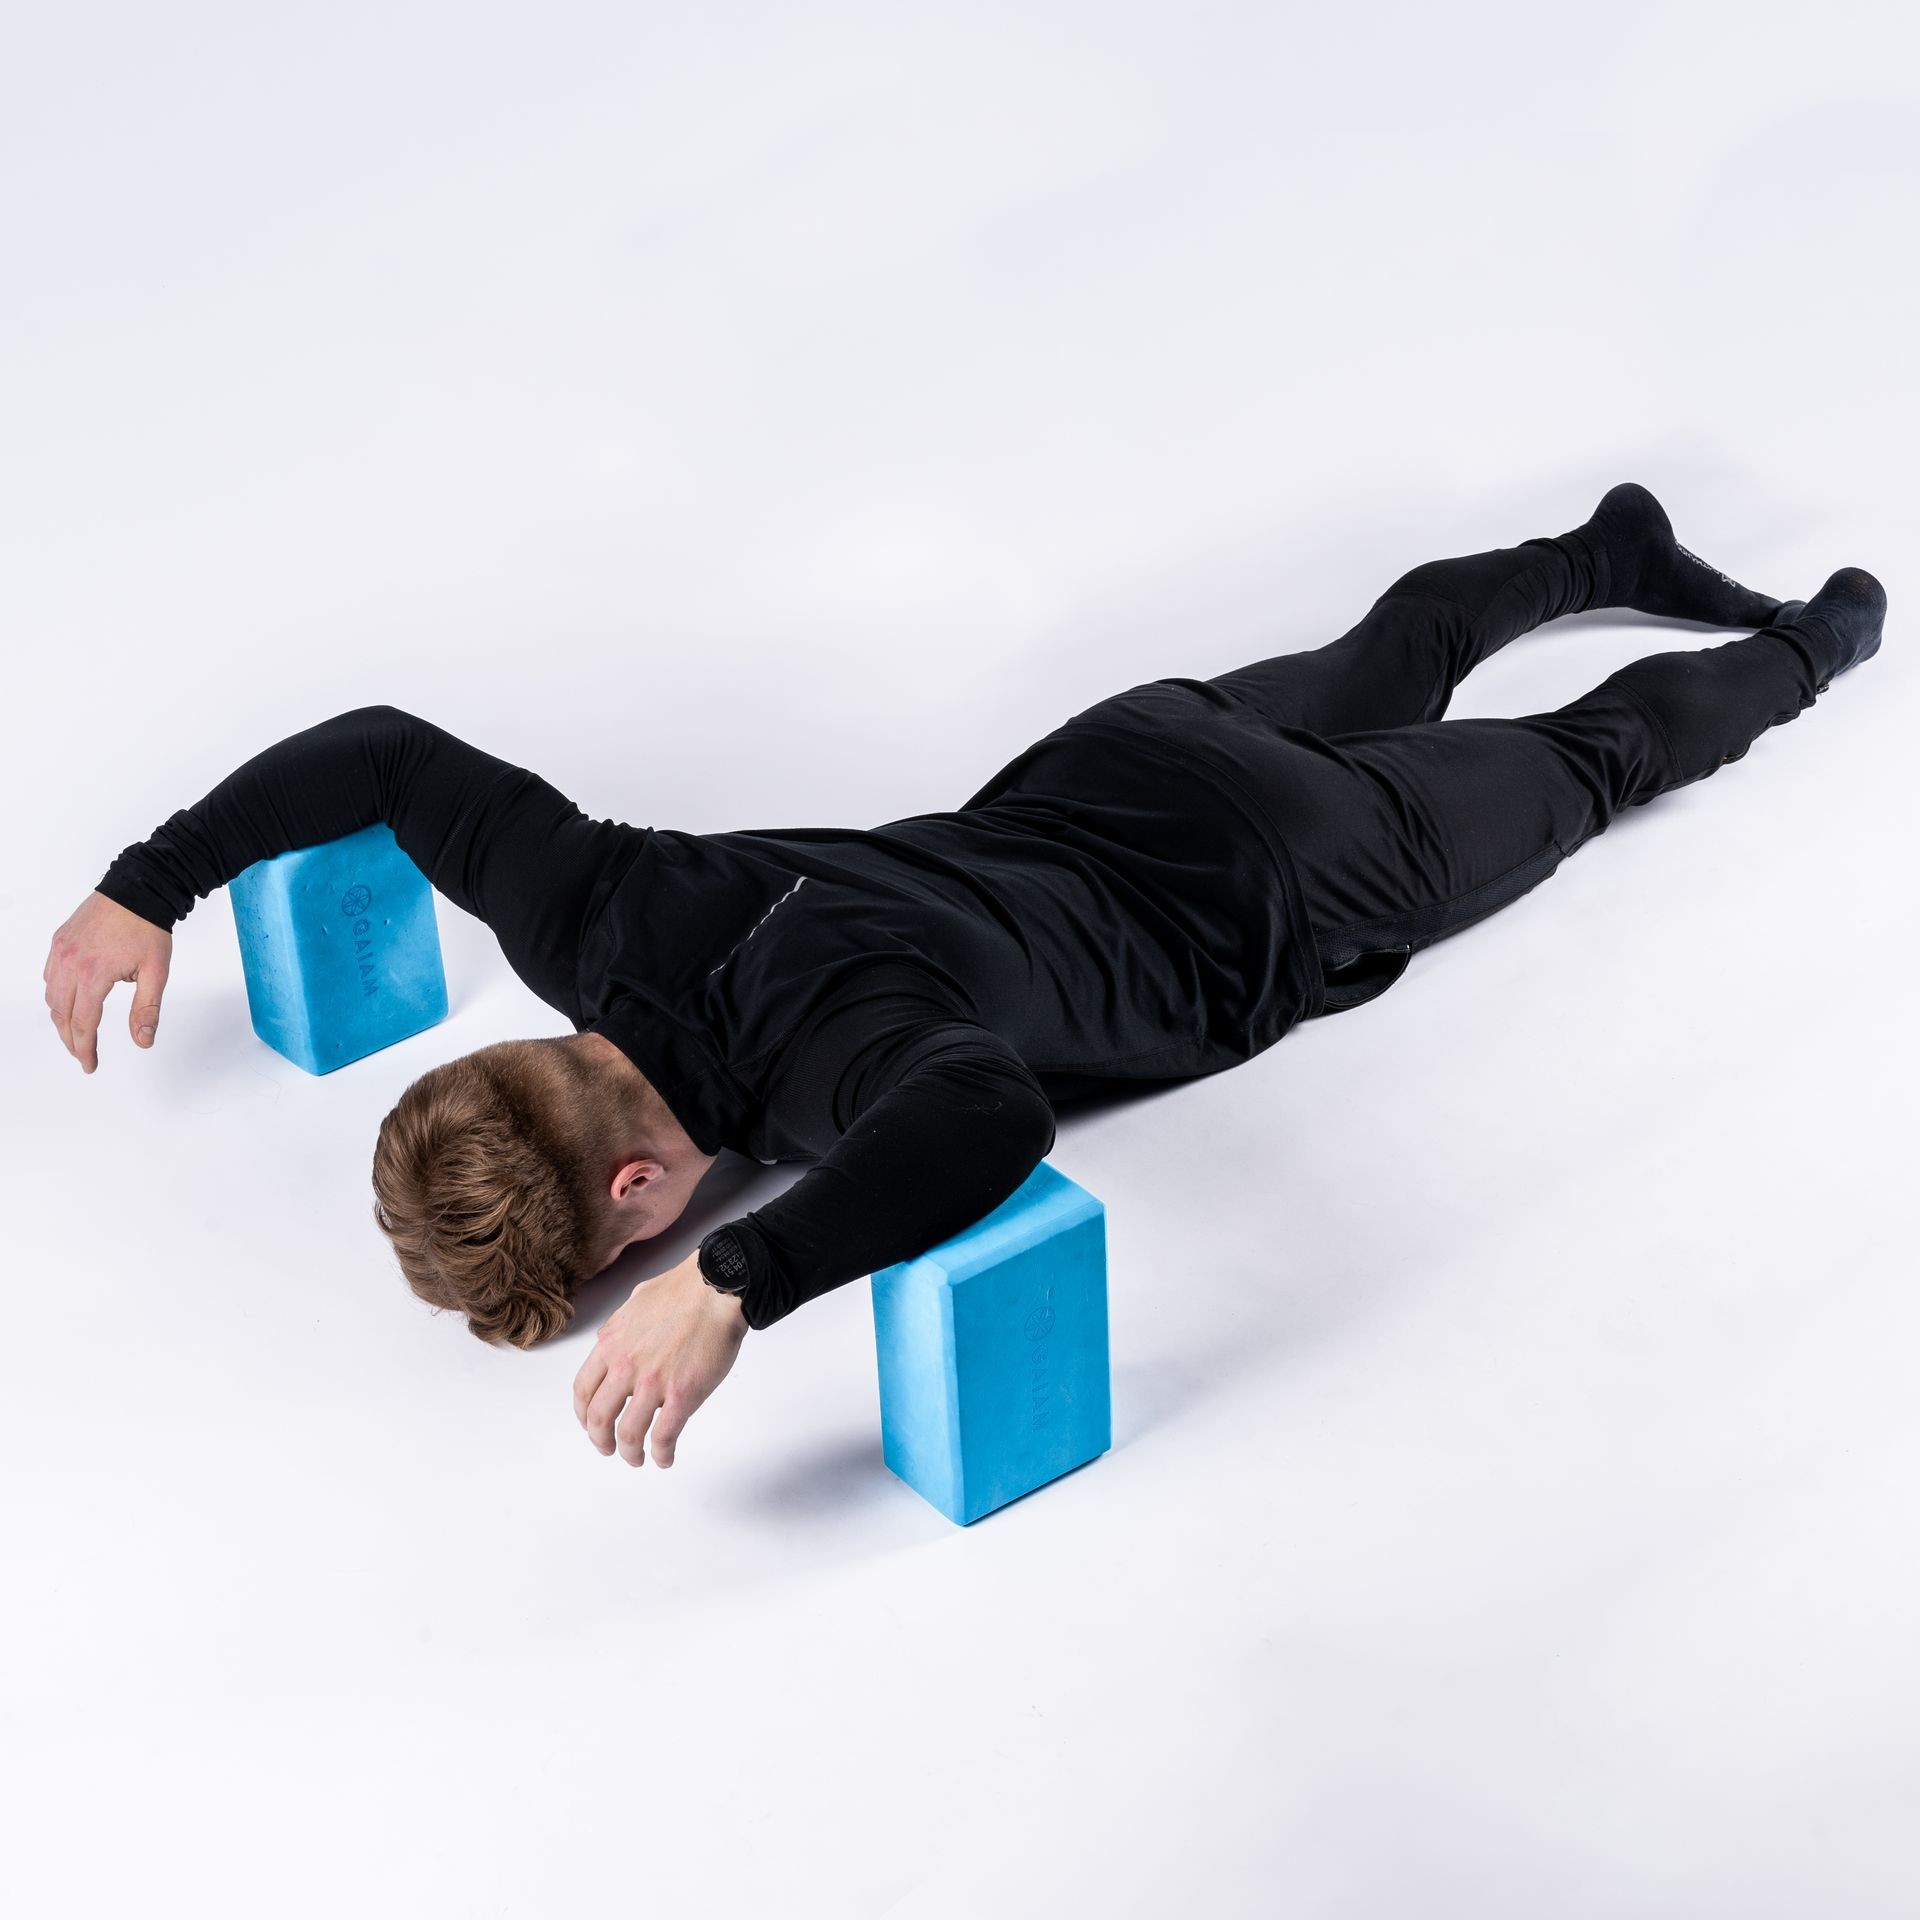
left=341, top=881, right=379, bottom=998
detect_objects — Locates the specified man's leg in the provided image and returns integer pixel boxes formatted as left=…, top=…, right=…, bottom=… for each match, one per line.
left=1207, top=483, right=1786, bottom=737
left=1262, top=570, right=1886, bottom=1009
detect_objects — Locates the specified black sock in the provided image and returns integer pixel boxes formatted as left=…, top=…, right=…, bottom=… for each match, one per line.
left=1771, top=568, right=1888, bottom=689
left=1553, top=483, right=1786, bottom=629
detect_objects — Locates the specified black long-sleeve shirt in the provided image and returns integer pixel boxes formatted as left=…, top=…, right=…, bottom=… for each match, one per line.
left=97, top=686, right=1323, bottom=1329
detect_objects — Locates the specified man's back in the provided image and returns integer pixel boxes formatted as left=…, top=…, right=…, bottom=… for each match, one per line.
left=578, top=714, right=1323, bottom=1164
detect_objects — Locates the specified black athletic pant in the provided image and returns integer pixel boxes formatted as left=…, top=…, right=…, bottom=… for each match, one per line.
left=1201, top=531, right=1827, bottom=1009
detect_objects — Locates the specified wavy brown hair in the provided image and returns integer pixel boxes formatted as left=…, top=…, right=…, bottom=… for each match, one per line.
left=371, top=1040, right=614, bottom=1348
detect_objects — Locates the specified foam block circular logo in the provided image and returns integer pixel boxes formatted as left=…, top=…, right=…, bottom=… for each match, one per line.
left=1024, top=1304, right=1055, bottom=1341
left=340, top=884, right=373, bottom=916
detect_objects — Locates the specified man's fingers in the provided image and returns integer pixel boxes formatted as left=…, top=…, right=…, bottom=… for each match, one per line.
left=649, top=1398, right=688, bottom=1470
left=585, top=1372, right=634, bottom=1455
left=616, top=1390, right=665, bottom=1469
left=130, top=950, right=170, bottom=1047
left=572, top=1348, right=609, bottom=1428
left=46, top=964, right=77, bottom=1060
left=69, top=972, right=109, bottom=1073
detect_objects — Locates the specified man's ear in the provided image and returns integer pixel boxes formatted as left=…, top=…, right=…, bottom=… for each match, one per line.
left=610, top=1159, right=664, bottom=1205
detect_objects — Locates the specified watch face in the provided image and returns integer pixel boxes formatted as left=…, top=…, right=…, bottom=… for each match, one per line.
left=703, top=1230, right=750, bottom=1291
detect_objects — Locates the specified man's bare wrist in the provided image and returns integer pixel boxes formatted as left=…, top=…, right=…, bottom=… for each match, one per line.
left=698, top=1273, right=749, bottom=1330
left=689, top=1251, right=750, bottom=1330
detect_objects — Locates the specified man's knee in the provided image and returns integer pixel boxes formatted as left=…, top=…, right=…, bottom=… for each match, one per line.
left=1536, top=676, right=1681, bottom=827
left=1380, top=559, right=1475, bottom=610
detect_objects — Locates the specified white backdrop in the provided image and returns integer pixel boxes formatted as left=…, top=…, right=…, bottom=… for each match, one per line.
left=3, top=5, right=1916, bottom=1916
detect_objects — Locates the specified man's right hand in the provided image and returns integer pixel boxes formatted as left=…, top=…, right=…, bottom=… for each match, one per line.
left=43, top=892, right=172, bottom=1074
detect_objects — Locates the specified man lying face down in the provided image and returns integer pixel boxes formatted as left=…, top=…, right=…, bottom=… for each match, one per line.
left=43, top=484, right=1888, bottom=1469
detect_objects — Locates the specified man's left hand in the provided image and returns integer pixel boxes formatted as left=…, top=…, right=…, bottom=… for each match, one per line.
left=572, top=1251, right=749, bottom=1469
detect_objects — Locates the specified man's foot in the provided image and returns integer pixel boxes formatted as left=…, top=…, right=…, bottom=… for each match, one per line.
left=1781, top=567, right=1887, bottom=689
left=1567, top=482, right=1786, bottom=628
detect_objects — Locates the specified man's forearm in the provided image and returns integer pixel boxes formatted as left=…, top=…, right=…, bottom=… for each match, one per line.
left=96, top=705, right=636, bottom=1017
left=699, top=1044, right=1057, bottom=1330
left=98, top=705, right=460, bottom=927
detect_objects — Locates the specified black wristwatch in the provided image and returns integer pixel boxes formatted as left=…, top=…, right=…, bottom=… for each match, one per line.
left=697, top=1226, right=753, bottom=1304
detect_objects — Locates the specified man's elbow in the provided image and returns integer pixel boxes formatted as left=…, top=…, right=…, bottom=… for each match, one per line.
left=1012, top=1080, right=1057, bottom=1165
left=328, top=703, right=425, bottom=737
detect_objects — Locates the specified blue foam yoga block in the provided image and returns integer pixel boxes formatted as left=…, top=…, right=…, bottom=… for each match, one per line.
left=228, top=824, right=447, bottom=1075
left=871, top=1161, right=1111, bottom=1527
